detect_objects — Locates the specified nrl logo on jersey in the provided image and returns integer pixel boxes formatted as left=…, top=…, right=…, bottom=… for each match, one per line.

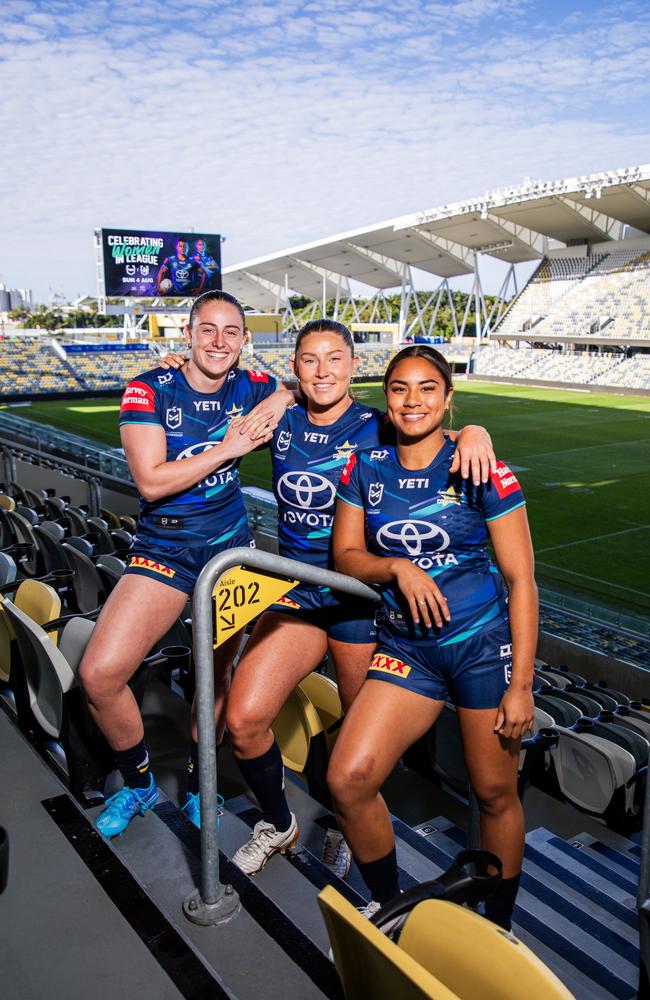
left=165, top=406, right=182, bottom=430
left=436, top=485, right=464, bottom=506
left=333, top=439, right=357, bottom=462
left=368, top=482, right=384, bottom=507
left=277, top=430, right=292, bottom=452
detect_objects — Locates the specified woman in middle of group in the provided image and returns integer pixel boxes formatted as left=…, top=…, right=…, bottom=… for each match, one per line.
left=220, top=320, right=495, bottom=877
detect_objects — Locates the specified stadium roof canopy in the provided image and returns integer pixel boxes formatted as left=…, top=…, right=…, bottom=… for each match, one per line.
left=223, top=164, right=650, bottom=309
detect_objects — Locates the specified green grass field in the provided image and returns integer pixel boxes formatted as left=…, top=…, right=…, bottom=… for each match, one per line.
left=13, top=381, right=650, bottom=616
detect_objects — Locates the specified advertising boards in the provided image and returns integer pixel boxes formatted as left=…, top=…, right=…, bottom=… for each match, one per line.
left=100, top=229, right=221, bottom=298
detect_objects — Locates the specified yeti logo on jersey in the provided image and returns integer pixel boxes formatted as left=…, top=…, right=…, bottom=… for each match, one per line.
left=376, top=520, right=450, bottom=555
left=370, top=450, right=389, bottom=461
left=165, top=407, right=182, bottom=430
left=277, top=431, right=292, bottom=453
left=277, top=471, right=335, bottom=510
left=157, top=371, right=174, bottom=386
left=333, top=439, right=357, bottom=462
left=368, top=483, right=384, bottom=507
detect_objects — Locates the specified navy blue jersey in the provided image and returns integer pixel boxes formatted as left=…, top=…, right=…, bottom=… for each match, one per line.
left=193, top=251, right=218, bottom=287
left=160, top=255, right=202, bottom=293
left=337, top=438, right=526, bottom=645
left=270, top=399, right=386, bottom=570
left=120, top=366, right=277, bottom=547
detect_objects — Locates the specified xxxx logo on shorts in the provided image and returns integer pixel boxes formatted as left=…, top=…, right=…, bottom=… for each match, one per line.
left=276, top=594, right=301, bottom=609
left=369, top=653, right=412, bottom=678
left=129, top=555, right=176, bottom=578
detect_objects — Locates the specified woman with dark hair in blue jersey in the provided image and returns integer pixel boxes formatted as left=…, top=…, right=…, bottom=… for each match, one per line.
left=330, top=345, right=537, bottom=931
left=80, top=291, right=295, bottom=839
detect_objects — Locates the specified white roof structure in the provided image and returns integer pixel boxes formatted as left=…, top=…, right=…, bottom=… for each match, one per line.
left=223, top=164, right=650, bottom=309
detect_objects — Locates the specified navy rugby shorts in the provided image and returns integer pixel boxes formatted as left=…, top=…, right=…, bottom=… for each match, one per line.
left=367, top=619, right=512, bottom=709
left=124, top=529, right=255, bottom=595
left=266, top=585, right=379, bottom=644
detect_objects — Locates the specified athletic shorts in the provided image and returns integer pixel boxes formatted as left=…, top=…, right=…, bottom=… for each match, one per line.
left=124, top=529, right=255, bottom=595
left=367, top=619, right=512, bottom=709
left=265, top=584, right=379, bottom=644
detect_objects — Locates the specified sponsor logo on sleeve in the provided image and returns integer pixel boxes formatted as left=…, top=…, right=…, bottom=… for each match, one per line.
left=128, top=555, right=176, bottom=578
left=120, top=380, right=155, bottom=414
left=339, top=453, right=357, bottom=485
left=490, top=461, right=521, bottom=500
left=369, top=653, right=412, bottom=678
left=247, top=369, right=269, bottom=382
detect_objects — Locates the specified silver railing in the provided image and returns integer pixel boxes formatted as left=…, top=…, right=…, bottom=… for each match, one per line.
left=182, top=547, right=380, bottom=926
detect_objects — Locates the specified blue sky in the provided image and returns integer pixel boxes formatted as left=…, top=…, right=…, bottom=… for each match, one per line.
left=1, top=0, right=649, bottom=301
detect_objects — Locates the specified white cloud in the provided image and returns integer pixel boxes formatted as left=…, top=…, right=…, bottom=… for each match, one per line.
left=0, top=0, right=648, bottom=299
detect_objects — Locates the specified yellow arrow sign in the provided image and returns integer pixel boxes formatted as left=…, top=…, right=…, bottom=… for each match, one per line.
left=212, top=565, right=299, bottom=648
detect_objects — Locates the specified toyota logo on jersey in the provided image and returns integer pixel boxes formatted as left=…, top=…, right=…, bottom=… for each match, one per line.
left=376, top=520, right=450, bottom=555
left=277, top=471, right=336, bottom=510
left=176, top=440, right=236, bottom=473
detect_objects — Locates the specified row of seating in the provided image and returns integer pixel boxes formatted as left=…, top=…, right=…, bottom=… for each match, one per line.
left=473, top=344, right=650, bottom=390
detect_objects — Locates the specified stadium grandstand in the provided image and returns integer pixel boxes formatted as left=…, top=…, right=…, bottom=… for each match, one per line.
left=1, top=164, right=649, bottom=1000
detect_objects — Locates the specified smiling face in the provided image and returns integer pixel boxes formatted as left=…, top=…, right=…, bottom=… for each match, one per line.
left=291, top=330, right=357, bottom=420
left=184, top=298, right=247, bottom=389
left=385, top=355, right=452, bottom=443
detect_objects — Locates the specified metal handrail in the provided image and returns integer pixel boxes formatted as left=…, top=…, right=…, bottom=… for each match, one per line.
left=183, top=546, right=380, bottom=926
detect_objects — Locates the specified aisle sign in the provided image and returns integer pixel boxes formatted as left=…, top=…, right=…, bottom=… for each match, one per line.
left=212, top=566, right=298, bottom=648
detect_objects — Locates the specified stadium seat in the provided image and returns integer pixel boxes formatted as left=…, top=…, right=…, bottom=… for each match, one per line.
left=62, top=542, right=105, bottom=613
left=0, top=494, right=16, bottom=511
left=0, top=552, right=17, bottom=589
left=550, top=726, right=641, bottom=821
left=534, top=693, right=582, bottom=727
left=94, top=554, right=125, bottom=594
left=272, top=684, right=325, bottom=773
left=318, top=888, right=574, bottom=1000
left=298, top=671, right=343, bottom=754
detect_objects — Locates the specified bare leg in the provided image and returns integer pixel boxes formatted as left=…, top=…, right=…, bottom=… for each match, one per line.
left=328, top=680, right=445, bottom=862
left=227, top=612, right=328, bottom=759
left=79, top=575, right=188, bottom=751
left=457, top=708, right=523, bottom=877
left=327, top=637, right=376, bottom=712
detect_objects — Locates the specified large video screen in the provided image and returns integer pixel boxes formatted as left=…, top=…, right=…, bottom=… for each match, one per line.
left=100, top=229, right=222, bottom=298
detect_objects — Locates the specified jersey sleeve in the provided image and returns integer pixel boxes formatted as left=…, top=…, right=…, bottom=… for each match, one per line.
left=336, top=453, right=364, bottom=508
left=480, top=460, right=526, bottom=521
left=243, top=368, right=278, bottom=404
left=119, top=374, right=161, bottom=427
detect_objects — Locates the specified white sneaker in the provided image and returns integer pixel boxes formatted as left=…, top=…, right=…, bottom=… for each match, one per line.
left=232, top=814, right=299, bottom=875
left=359, top=898, right=405, bottom=936
left=321, top=828, right=352, bottom=879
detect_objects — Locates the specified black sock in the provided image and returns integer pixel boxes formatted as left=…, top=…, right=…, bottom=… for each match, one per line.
left=236, top=741, right=292, bottom=832
left=186, top=739, right=220, bottom=795
left=483, top=874, right=520, bottom=931
left=114, top=739, right=151, bottom=790
left=355, top=847, right=399, bottom=904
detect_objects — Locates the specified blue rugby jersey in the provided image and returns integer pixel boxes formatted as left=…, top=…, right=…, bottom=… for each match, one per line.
left=120, top=366, right=277, bottom=547
left=270, top=399, right=386, bottom=570
left=160, top=255, right=202, bottom=293
left=336, top=438, right=526, bottom=645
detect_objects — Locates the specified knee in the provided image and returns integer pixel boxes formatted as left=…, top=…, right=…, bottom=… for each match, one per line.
left=226, top=699, right=268, bottom=753
left=328, top=752, right=379, bottom=810
left=473, top=780, right=517, bottom=819
left=78, top=653, right=120, bottom=704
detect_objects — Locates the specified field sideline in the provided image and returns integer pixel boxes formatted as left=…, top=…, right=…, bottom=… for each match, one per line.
left=10, top=380, right=650, bottom=615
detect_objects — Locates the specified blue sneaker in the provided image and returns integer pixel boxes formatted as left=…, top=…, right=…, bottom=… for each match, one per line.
left=95, top=773, right=159, bottom=838
left=181, top=791, right=224, bottom=830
